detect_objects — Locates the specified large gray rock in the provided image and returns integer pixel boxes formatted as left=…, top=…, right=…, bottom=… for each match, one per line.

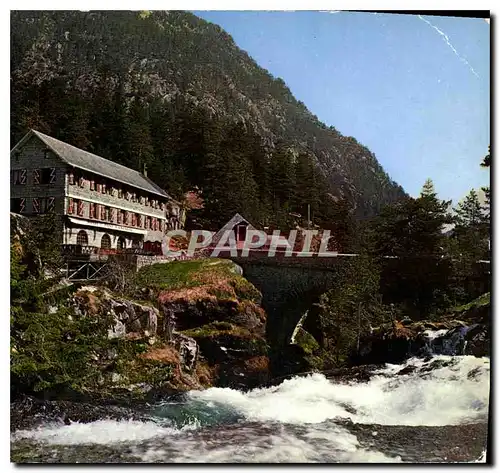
left=72, top=286, right=159, bottom=339
left=173, top=333, right=199, bottom=372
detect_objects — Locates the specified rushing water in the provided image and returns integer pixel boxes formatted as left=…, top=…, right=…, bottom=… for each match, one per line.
left=11, top=354, right=489, bottom=463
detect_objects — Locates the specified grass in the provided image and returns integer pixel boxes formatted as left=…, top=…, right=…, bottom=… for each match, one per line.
left=293, top=328, right=320, bottom=355
left=451, top=292, right=490, bottom=313
left=181, top=321, right=251, bottom=339
left=136, top=258, right=261, bottom=303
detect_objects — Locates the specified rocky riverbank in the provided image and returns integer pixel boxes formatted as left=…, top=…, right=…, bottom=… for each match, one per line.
left=11, top=259, right=270, bottom=404
left=351, top=293, right=490, bottom=366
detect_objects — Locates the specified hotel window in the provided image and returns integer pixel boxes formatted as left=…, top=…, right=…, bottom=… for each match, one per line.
left=131, top=213, right=136, bottom=227
left=12, top=169, right=27, bottom=185
left=90, top=180, right=95, bottom=191
left=124, top=211, right=129, bottom=226
left=109, top=208, right=115, bottom=223
left=68, top=198, right=74, bottom=214
left=39, top=168, right=56, bottom=184
left=77, top=200, right=84, bottom=217
left=137, top=215, right=143, bottom=228
left=100, top=205, right=106, bottom=220
left=68, top=172, right=75, bottom=185
left=32, top=198, right=40, bottom=214
left=10, top=198, right=26, bottom=213
left=89, top=203, right=96, bottom=219
left=76, top=230, right=88, bottom=246
left=32, top=197, right=55, bottom=214
left=46, top=197, right=55, bottom=213
left=79, top=177, right=85, bottom=188
left=118, top=188, right=123, bottom=199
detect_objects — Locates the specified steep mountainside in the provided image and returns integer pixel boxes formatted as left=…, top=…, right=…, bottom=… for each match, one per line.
left=11, top=10, right=406, bottom=220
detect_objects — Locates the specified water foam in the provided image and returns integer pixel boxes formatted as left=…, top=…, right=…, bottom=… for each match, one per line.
left=188, top=355, right=490, bottom=426
left=11, top=355, right=489, bottom=462
left=136, top=423, right=401, bottom=463
left=13, top=419, right=180, bottom=445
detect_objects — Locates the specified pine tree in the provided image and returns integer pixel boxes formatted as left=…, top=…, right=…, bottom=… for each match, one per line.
left=480, top=146, right=491, bottom=217
left=451, top=188, right=490, bottom=269
left=455, top=189, right=486, bottom=229
left=369, top=180, right=454, bottom=317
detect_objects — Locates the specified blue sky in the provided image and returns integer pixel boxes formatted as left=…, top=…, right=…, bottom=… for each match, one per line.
left=194, top=11, right=490, bottom=205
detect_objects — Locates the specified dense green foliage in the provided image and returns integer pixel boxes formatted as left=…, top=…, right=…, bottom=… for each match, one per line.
left=10, top=217, right=164, bottom=398
left=11, top=10, right=406, bottom=225
left=315, top=156, right=490, bottom=364
left=316, top=255, right=391, bottom=365
left=367, top=179, right=455, bottom=317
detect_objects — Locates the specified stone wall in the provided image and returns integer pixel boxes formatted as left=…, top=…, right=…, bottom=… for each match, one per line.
left=135, top=253, right=195, bottom=270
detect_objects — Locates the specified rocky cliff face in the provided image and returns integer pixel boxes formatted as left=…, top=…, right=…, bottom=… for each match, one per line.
left=11, top=10, right=406, bottom=218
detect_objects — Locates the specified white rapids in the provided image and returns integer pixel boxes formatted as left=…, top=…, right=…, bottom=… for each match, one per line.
left=12, top=355, right=489, bottom=463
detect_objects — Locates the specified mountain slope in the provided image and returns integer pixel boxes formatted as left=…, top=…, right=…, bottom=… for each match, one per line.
left=11, top=10, right=406, bottom=219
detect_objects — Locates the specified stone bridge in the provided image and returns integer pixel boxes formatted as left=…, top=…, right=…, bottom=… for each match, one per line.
left=229, top=252, right=491, bottom=357
left=230, top=254, right=349, bottom=349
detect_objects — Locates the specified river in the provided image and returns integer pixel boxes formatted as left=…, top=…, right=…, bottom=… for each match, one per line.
left=11, top=353, right=489, bottom=463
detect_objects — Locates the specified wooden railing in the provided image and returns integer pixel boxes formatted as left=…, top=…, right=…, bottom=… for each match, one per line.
left=61, top=245, right=161, bottom=257
left=62, top=244, right=98, bottom=255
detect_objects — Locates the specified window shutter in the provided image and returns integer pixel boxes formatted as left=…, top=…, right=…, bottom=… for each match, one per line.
left=33, top=198, right=40, bottom=213
left=101, top=206, right=106, bottom=220
left=138, top=215, right=143, bottom=228
left=78, top=200, right=84, bottom=216
left=20, top=169, right=27, bottom=185
left=47, top=197, right=55, bottom=212
left=68, top=198, right=74, bottom=214
left=20, top=198, right=26, bottom=213
left=79, top=177, right=85, bottom=188
left=110, top=208, right=115, bottom=222
left=124, top=212, right=129, bottom=225
left=50, top=168, right=56, bottom=183
left=69, top=173, right=75, bottom=185
left=90, top=180, right=95, bottom=191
